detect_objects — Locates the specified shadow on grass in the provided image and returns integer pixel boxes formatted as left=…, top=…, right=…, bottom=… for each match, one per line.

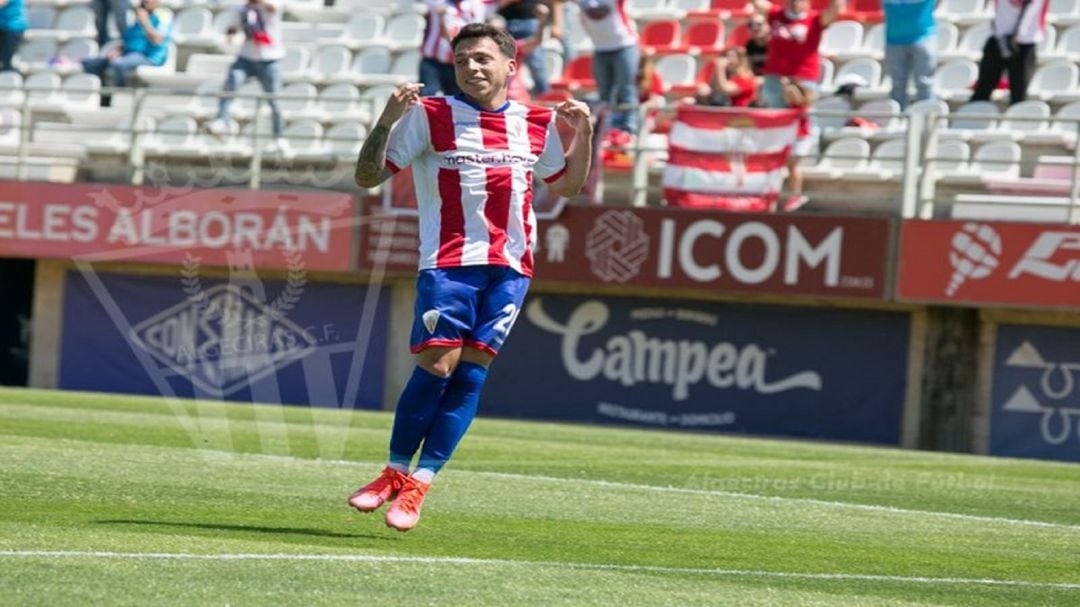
left=96, top=519, right=394, bottom=541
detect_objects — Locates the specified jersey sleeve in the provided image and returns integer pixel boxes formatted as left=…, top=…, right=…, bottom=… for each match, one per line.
left=534, top=114, right=568, bottom=184
left=385, top=103, right=430, bottom=173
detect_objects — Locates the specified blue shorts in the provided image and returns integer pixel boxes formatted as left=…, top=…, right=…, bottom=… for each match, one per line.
left=410, top=266, right=531, bottom=357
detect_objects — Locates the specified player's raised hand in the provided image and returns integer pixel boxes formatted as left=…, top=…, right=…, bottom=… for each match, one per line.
left=555, top=99, right=592, bottom=132
left=377, top=83, right=422, bottom=127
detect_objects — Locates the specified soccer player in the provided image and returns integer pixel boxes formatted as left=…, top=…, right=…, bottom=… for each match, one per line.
left=349, top=23, right=593, bottom=532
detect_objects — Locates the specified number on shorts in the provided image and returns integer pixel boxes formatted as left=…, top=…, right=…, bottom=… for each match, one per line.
left=493, top=303, right=521, bottom=335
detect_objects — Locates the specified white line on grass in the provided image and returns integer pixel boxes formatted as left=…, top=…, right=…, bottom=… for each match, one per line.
left=1, top=550, right=1078, bottom=591
left=237, top=451, right=1080, bottom=532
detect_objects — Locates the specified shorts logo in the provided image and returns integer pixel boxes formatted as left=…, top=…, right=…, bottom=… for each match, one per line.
left=423, top=309, right=440, bottom=334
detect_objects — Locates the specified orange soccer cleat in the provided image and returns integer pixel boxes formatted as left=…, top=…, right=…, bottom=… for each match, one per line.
left=384, top=475, right=431, bottom=532
left=348, top=466, right=407, bottom=512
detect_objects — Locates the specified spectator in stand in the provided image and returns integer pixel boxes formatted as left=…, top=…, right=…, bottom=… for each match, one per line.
left=419, top=0, right=489, bottom=97
left=971, top=0, right=1048, bottom=105
left=574, top=0, right=640, bottom=141
left=92, top=0, right=130, bottom=47
left=752, top=0, right=843, bottom=109
left=883, top=0, right=936, bottom=109
left=499, top=0, right=563, bottom=96
left=81, top=0, right=171, bottom=102
left=208, top=1, right=288, bottom=153
left=780, top=77, right=816, bottom=212
left=743, top=13, right=770, bottom=76
left=0, top=0, right=26, bottom=72
left=507, top=3, right=551, bottom=102
left=637, top=52, right=665, bottom=131
left=695, top=47, right=759, bottom=107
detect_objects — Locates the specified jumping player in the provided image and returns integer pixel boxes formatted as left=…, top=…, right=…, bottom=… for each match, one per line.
left=350, top=23, right=593, bottom=532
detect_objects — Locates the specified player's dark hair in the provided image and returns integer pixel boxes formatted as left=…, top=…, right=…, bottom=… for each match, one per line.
left=451, top=23, right=516, bottom=60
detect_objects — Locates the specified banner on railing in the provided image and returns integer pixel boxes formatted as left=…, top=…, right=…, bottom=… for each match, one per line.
left=0, top=181, right=355, bottom=271
left=897, top=220, right=1080, bottom=308
left=358, top=199, right=891, bottom=299
left=661, top=107, right=802, bottom=211
left=989, top=323, right=1080, bottom=462
left=483, top=294, right=911, bottom=444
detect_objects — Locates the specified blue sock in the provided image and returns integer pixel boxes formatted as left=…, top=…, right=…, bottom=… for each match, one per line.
left=388, top=366, right=451, bottom=470
left=417, top=361, right=488, bottom=474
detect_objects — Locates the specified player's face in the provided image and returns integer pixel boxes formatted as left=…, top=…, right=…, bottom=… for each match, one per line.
left=453, top=37, right=516, bottom=109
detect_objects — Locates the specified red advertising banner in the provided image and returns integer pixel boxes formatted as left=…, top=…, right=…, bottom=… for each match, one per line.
left=358, top=199, right=891, bottom=299
left=0, top=181, right=355, bottom=271
left=898, top=220, right=1080, bottom=308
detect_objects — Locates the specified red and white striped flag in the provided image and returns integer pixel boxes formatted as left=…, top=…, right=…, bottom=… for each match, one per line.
left=662, top=107, right=803, bottom=212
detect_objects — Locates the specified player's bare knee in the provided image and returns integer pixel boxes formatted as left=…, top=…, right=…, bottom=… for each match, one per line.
left=460, top=347, right=493, bottom=368
left=416, top=346, right=461, bottom=378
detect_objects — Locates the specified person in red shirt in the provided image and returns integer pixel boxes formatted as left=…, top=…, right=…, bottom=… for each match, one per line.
left=751, top=0, right=842, bottom=108
left=780, top=77, right=816, bottom=211
left=695, top=46, right=759, bottom=107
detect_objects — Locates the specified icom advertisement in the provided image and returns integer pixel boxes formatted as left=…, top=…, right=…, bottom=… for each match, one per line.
left=59, top=271, right=389, bottom=409
left=0, top=181, right=355, bottom=271
left=483, top=294, right=911, bottom=444
left=898, top=220, right=1080, bottom=309
left=358, top=200, right=892, bottom=299
left=990, top=324, right=1080, bottom=462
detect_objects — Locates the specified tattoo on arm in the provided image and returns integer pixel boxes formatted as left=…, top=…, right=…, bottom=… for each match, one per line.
left=354, top=124, right=392, bottom=187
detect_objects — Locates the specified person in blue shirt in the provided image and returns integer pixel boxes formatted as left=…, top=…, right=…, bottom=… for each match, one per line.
left=82, top=0, right=171, bottom=90
left=0, top=0, right=27, bottom=72
left=882, top=0, right=937, bottom=109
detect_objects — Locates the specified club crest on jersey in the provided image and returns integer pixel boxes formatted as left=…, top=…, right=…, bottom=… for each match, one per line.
left=423, top=309, right=441, bottom=334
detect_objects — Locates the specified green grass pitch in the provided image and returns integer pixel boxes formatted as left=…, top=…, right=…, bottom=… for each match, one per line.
left=1, top=386, right=1078, bottom=605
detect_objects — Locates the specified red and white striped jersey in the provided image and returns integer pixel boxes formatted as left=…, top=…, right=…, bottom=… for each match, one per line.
left=992, top=0, right=1049, bottom=45
left=421, top=0, right=489, bottom=64
left=385, top=95, right=568, bottom=277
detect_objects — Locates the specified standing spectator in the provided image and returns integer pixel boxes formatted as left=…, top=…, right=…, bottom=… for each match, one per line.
left=499, top=0, right=562, bottom=95
left=781, top=77, right=816, bottom=211
left=743, top=13, right=770, bottom=76
left=695, top=47, right=759, bottom=107
left=0, top=0, right=26, bottom=72
left=507, top=3, right=551, bottom=103
left=574, top=0, right=639, bottom=139
left=419, top=0, right=488, bottom=97
left=883, top=0, right=936, bottom=109
left=81, top=0, right=171, bottom=96
left=93, top=0, right=130, bottom=47
left=971, top=0, right=1049, bottom=105
left=753, top=0, right=843, bottom=109
left=208, top=1, right=287, bottom=153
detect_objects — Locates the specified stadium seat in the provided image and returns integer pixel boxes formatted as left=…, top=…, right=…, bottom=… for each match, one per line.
left=1023, top=100, right=1080, bottom=147
left=350, top=47, right=397, bottom=86
left=360, top=84, right=396, bottom=124
left=1054, top=23, right=1080, bottom=60
left=47, top=38, right=98, bottom=75
left=862, top=22, right=884, bottom=60
left=820, top=20, right=864, bottom=60
left=281, top=22, right=321, bottom=46
left=819, top=58, right=835, bottom=92
left=933, top=59, right=978, bottom=101
left=947, top=23, right=991, bottom=62
left=871, top=137, right=907, bottom=173
left=171, top=7, right=213, bottom=47
left=707, top=0, right=754, bottom=20
left=283, top=119, right=326, bottom=159
left=143, top=115, right=204, bottom=157
left=626, top=0, right=670, bottom=20
left=679, top=20, right=724, bottom=55
left=58, top=72, right=100, bottom=111
left=278, top=81, right=319, bottom=121
left=944, top=100, right=1000, bottom=138
left=936, top=0, right=992, bottom=26
left=640, top=20, right=681, bottom=55
left=654, top=54, right=697, bottom=91
left=15, top=38, right=58, bottom=72
left=25, top=6, right=57, bottom=31
left=995, top=100, right=1052, bottom=141
left=229, top=80, right=267, bottom=121
left=1027, top=60, right=1080, bottom=101
left=384, top=13, right=424, bottom=52
left=971, top=140, right=1022, bottom=178
left=0, top=72, right=25, bottom=108
left=849, top=98, right=902, bottom=136
left=802, top=137, right=870, bottom=179
left=812, top=96, right=852, bottom=130
left=936, top=20, right=959, bottom=54
left=552, top=55, right=595, bottom=92
left=287, top=0, right=340, bottom=22
left=833, top=57, right=884, bottom=98
left=28, top=5, right=94, bottom=42
left=280, top=46, right=311, bottom=83
left=309, top=45, right=353, bottom=85
left=932, top=138, right=972, bottom=177
left=138, top=53, right=232, bottom=90
left=318, top=83, right=368, bottom=123
left=1048, top=0, right=1080, bottom=26
left=338, top=13, right=386, bottom=50
left=133, top=42, right=178, bottom=84
left=0, top=108, right=21, bottom=152
left=23, top=71, right=61, bottom=106
left=543, top=49, right=564, bottom=87
left=324, top=121, right=367, bottom=157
